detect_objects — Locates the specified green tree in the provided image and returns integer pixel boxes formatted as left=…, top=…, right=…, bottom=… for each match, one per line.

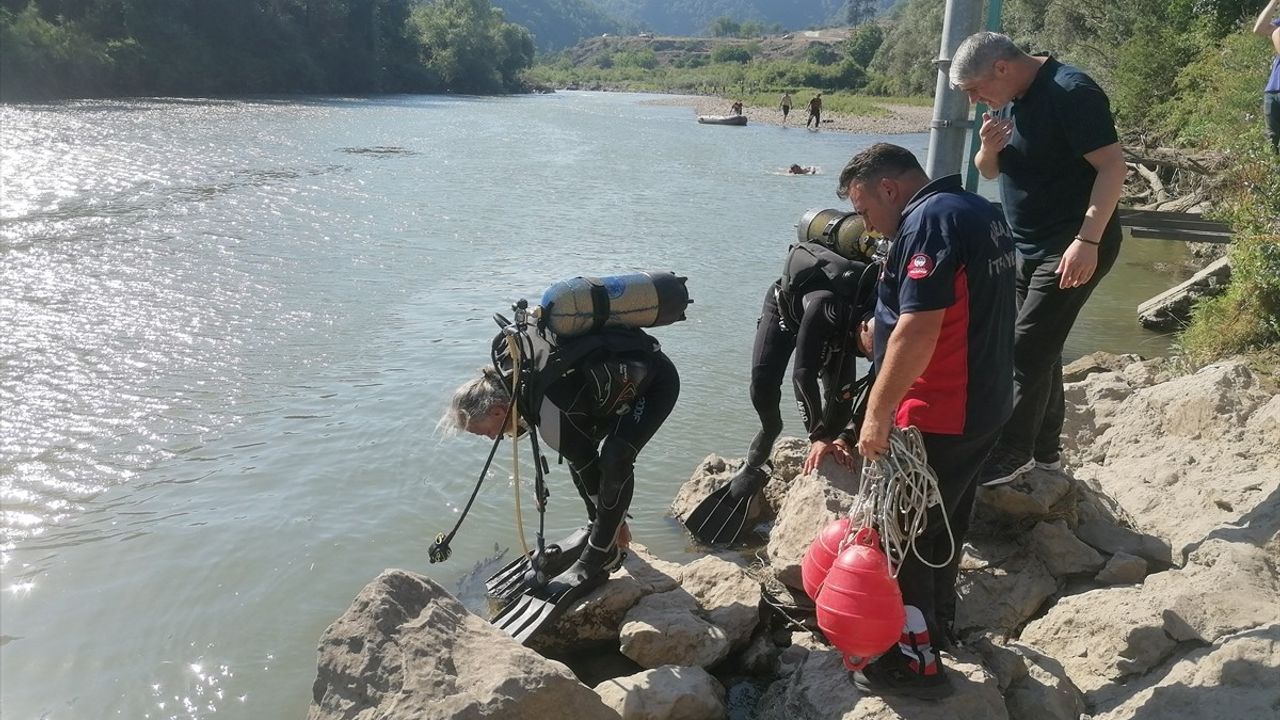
left=707, top=15, right=739, bottom=37
left=867, top=0, right=943, bottom=96
left=409, top=0, right=532, bottom=92
left=710, top=43, right=751, bottom=63
left=0, top=5, right=111, bottom=98
left=846, top=0, right=876, bottom=27
left=615, top=46, right=657, bottom=68
left=845, top=22, right=883, bottom=68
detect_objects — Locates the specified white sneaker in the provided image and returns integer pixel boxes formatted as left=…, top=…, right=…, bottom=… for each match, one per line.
left=979, top=453, right=1035, bottom=487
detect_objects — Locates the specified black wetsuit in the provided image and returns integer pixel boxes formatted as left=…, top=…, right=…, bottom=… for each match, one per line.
left=744, top=243, right=875, bottom=468
left=534, top=343, right=679, bottom=560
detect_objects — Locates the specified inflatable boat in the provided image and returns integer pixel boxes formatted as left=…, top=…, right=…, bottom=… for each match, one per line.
left=697, top=114, right=748, bottom=126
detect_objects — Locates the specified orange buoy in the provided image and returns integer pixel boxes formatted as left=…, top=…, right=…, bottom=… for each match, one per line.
left=801, top=516, right=851, bottom=599
left=815, top=527, right=905, bottom=665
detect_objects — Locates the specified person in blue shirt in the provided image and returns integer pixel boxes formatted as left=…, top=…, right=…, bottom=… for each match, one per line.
left=838, top=143, right=1016, bottom=699
left=949, top=32, right=1127, bottom=487
left=1254, top=0, right=1280, bottom=154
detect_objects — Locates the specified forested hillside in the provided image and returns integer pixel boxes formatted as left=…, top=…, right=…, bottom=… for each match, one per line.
left=0, top=0, right=535, bottom=100
left=591, top=0, right=894, bottom=37
left=491, top=0, right=629, bottom=50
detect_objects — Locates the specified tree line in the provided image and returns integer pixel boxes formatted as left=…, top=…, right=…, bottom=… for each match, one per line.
left=0, top=0, right=536, bottom=101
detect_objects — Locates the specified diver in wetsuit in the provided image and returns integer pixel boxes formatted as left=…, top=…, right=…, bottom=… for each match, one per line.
left=683, top=237, right=878, bottom=546
left=444, top=330, right=679, bottom=637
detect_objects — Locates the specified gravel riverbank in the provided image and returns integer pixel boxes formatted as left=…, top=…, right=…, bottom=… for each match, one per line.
left=641, top=94, right=932, bottom=134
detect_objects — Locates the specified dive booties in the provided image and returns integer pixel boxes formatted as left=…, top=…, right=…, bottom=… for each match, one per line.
left=490, top=542, right=627, bottom=644
left=682, top=461, right=772, bottom=546
left=485, top=526, right=591, bottom=604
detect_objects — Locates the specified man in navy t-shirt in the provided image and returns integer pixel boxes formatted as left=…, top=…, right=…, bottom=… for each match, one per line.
left=950, top=31, right=1127, bottom=486
left=837, top=143, right=1016, bottom=699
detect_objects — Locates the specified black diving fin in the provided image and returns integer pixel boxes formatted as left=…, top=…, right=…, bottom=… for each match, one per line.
left=682, top=463, right=771, bottom=546
left=485, top=526, right=591, bottom=604
left=491, top=547, right=626, bottom=645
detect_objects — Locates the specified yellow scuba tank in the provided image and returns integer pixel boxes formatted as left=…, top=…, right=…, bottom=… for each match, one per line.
left=538, top=271, right=690, bottom=339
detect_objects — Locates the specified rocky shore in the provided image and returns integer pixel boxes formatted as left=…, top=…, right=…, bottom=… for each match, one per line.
left=640, top=95, right=932, bottom=135
left=307, top=353, right=1279, bottom=720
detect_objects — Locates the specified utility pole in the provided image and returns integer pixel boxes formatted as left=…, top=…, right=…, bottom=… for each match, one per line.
left=965, top=0, right=1004, bottom=191
left=925, top=0, right=984, bottom=179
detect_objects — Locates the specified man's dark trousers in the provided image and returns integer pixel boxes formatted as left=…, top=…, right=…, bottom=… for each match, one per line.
left=1001, top=241, right=1121, bottom=459
left=896, top=428, right=1000, bottom=649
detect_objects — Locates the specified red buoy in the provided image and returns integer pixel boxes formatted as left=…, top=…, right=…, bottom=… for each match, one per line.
left=801, top=517, right=851, bottom=599
left=815, top=527, right=905, bottom=662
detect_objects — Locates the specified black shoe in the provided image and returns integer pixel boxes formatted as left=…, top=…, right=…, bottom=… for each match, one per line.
left=850, top=651, right=954, bottom=700
left=1034, top=451, right=1062, bottom=471
left=979, top=446, right=1034, bottom=487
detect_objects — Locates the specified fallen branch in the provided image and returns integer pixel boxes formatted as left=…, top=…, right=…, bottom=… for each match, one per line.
left=1122, top=144, right=1222, bottom=175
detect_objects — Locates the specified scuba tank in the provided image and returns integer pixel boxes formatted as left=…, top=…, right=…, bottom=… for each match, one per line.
left=779, top=242, right=877, bottom=312
left=539, top=272, right=690, bottom=339
left=796, top=208, right=878, bottom=263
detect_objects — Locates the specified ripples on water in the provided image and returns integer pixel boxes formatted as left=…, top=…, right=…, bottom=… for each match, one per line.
left=0, top=93, right=1187, bottom=720
left=2, top=101, right=341, bottom=568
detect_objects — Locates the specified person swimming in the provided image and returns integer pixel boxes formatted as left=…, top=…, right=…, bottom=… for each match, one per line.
left=788, top=164, right=818, bottom=175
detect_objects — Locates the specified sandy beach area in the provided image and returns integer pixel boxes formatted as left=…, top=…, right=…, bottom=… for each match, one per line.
left=642, top=94, right=932, bottom=134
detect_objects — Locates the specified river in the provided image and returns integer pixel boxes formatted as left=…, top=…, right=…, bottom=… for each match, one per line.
left=0, top=90, right=1188, bottom=719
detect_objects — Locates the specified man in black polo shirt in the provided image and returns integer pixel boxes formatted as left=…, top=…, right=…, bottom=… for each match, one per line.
left=950, top=31, right=1127, bottom=486
left=839, top=143, right=1016, bottom=699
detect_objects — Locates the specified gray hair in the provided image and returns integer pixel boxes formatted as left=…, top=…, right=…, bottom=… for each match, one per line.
left=949, top=31, right=1023, bottom=87
left=437, top=367, right=510, bottom=435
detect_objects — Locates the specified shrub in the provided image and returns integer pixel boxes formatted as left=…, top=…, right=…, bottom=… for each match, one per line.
left=615, top=47, right=657, bottom=69
left=805, top=43, right=839, bottom=66
left=710, top=44, right=752, bottom=64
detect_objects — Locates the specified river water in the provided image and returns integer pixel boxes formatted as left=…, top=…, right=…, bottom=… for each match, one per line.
left=0, top=91, right=1187, bottom=719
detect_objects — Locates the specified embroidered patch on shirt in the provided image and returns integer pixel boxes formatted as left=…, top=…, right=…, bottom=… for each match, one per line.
left=906, top=253, right=935, bottom=279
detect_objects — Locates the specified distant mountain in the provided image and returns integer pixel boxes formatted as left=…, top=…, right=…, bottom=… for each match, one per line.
left=494, top=0, right=900, bottom=52
left=491, top=0, right=629, bottom=51
left=589, top=0, right=895, bottom=36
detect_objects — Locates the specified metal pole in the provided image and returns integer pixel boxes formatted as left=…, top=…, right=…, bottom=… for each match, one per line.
left=925, top=0, right=984, bottom=179
left=964, top=0, right=1004, bottom=191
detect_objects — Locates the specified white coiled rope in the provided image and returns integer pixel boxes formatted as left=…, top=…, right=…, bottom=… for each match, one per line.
left=846, top=425, right=955, bottom=578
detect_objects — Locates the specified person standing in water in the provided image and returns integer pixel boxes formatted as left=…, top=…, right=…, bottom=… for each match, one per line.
left=806, top=93, right=823, bottom=129
left=1254, top=0, right=1280, bottom=154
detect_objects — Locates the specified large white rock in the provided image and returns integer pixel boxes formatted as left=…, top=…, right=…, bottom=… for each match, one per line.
left=1020, top=538, right=1280, bottom=705
left=619, top=590, right=731, bottom=668
left=678, top=555, right=762, bottom=649
left=670, top=454, right=746, bottom=530
left=756, top=647, right=1007, bottom=720
left=308, top=570, right=618, bottom=720
left=1069, top=361, right=1280, bottom=560
left=1093, top=624, right=1280, bottom=720
left=766, top=459, right=861, bottom=590
left=531, top=544, right=681, bottom=655
left=955, top=547, right=1058, bottom=637
left=1094, top=551, right=1149, bottom=586
left=1026, top=520, right=1105, bottom=578
left=1003, top=642, right=1087, bottom=720
left=593, top=665, right=727, bottom=720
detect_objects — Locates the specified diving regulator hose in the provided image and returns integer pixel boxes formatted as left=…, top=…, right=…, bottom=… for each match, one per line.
left=507, top=333, right=531, bottom=559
